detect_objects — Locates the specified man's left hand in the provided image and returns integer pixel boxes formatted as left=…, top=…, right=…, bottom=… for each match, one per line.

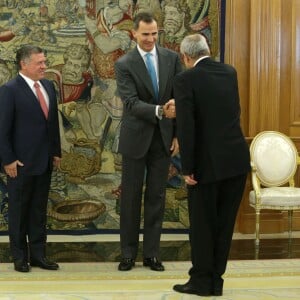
left=170, top=137, right=179, bottom=156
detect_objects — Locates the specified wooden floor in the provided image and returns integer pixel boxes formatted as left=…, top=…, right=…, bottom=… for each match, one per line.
left=0, top=233, right=299, bottom=262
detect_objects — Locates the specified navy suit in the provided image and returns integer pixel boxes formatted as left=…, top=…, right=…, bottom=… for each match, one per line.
left=0, top=75, right=61, bottom=262
left=174, top=58, right=250, bottom=292
left=115, top=46, right=182, bottom=259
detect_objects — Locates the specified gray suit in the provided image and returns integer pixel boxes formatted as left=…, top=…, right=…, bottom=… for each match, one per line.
left=115, top=46, right=182, bottom=259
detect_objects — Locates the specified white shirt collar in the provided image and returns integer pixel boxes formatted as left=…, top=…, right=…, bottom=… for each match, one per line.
left=19, top=72, right=37, bottom=88
left=193, top=55, right=210, bottom=67
left=19, top=72, right=49, bottom=106
left=137, top=45, right=157, bottom=58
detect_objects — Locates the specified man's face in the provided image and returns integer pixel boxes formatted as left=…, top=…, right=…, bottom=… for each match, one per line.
left=20, top=52, right=47, bottom=81
left=133, top=20, right=158, bottom=52
left=62, top=57, right=86, bottom=84
left=163, top=6, right=184, bottom=35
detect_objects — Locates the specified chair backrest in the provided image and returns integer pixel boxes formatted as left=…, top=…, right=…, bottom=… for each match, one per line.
left=250, top=131, right=298, bottom=187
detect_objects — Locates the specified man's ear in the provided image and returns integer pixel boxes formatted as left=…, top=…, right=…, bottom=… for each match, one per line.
left=184, top=54, right=191, bottom=64
left=132, top=29, right=137, bottom=40
left=20, top=60, right=26, bottom=69
left=183, top=54, right=194, bottom=69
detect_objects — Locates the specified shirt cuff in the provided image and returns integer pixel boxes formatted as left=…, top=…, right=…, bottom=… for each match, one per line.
left=156, top=105, right=162, bottom=120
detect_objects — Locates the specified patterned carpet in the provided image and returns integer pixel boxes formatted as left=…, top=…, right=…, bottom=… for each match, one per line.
left=0, top=259, right=300, bottom=299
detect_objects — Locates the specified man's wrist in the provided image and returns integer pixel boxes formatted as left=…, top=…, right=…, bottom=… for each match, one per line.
left=158, top=105, right=164, bottom=118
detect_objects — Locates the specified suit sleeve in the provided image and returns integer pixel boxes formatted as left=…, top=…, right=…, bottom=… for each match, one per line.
left=114, top=59, right=157, bottom=125
left=0, top=85, right=18, bottom=165
left=172, top=53, right=183, bottom=137
left=173, top=72, right=196, bottom=175
left=48, top=81, right=61, bottom=158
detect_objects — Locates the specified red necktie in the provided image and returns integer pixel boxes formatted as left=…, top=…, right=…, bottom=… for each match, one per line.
left=34, top=82, right=48, bottom=119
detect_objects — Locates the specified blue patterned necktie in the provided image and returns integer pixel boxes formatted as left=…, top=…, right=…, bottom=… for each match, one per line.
left=145, top=52, right=159, bottom=101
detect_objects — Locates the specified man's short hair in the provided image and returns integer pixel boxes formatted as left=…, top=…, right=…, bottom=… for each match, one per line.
left=16, top=45, right=44, bottom=70
left=133, top=12, right=157, bottom=30
left=180, top=34, right=210, bottom=59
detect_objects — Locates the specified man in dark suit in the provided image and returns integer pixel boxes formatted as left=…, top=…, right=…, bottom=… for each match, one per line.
left=0, top=45, right=61, bottom=272
left=114, top=12, right=182, bottom=271
left=173, top=34, right=250, bottom=296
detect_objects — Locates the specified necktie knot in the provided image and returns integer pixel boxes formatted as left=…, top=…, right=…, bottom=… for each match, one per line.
left=145, top=52, right=159, bottom=101
left=34, top=82, right=40, bottom=88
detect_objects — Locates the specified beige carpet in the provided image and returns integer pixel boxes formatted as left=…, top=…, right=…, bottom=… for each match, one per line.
left=0, top=259, right=300, bottom=299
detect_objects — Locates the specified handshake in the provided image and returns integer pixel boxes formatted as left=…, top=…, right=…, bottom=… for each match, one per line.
left=161, top=99, right=176, bottom=119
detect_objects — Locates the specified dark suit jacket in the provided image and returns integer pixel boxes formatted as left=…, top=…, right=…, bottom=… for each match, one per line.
left=174, top=58, right=250, bottom=184
left=0, top=75, right=61, bottom=175
left=115, top=46, right=182, bottom=159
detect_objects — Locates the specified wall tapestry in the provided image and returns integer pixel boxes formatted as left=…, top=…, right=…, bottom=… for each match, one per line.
left=0, top=0, right=224, bottom=233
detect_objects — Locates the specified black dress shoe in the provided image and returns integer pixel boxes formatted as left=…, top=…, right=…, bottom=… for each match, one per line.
left=14, top=260, right=30, bottom=273
left=118, top=258, right=135, bottom=271
left=173, top=282, right=211, bottom=296
left=30, top=257, right=59, bottom=270
left=143, top=257, right=165, bottom=271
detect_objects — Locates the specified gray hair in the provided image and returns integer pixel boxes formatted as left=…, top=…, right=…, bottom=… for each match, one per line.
left=180, top=34, right=210, bottom=59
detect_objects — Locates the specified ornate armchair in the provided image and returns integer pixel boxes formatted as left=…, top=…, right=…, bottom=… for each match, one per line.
left=249, top=131, right=300, bottom=250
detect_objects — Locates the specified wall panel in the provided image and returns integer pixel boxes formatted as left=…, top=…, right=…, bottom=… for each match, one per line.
left=290, top=0, right=300, bottom=134
left=226, top=0, right=300, bottom=233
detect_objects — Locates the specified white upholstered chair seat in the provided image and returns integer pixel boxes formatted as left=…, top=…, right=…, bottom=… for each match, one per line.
left=249, top=187, right=300, bottom=208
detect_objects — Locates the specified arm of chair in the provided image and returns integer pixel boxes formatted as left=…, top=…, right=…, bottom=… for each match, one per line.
left=290, top=154, right=300, bottom=187
left=251, top=161, right=261, bottom=202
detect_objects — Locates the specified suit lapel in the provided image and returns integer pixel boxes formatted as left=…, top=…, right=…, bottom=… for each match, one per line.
left=131, top=47, right=157, bottom=100
left=157, top=47, right=171, bottom=103
left=16, top=75, right=37, bottom=101
left=40, top=79, right=53, bottom=115
left=16, top=75, right=49, bottom=120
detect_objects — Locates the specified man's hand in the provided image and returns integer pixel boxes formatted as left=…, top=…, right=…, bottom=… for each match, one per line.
left=170, top=137, right=179, bottom=156
left=163, top=98, right=176, bottom=118
left=53, top=156, right=61, bottom=169
left=4, top=160, right=24, bottom=178
left=183, top=174, right=198, bottom=186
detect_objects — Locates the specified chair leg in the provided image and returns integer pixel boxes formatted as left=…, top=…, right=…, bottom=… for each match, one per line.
left=288, top=210, right=293, bottom=258
left=288, top=210, right=293, bottom=240
left=255, top=209, right=260, bottom=246
left=255, top=209, right=260, bottom=259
